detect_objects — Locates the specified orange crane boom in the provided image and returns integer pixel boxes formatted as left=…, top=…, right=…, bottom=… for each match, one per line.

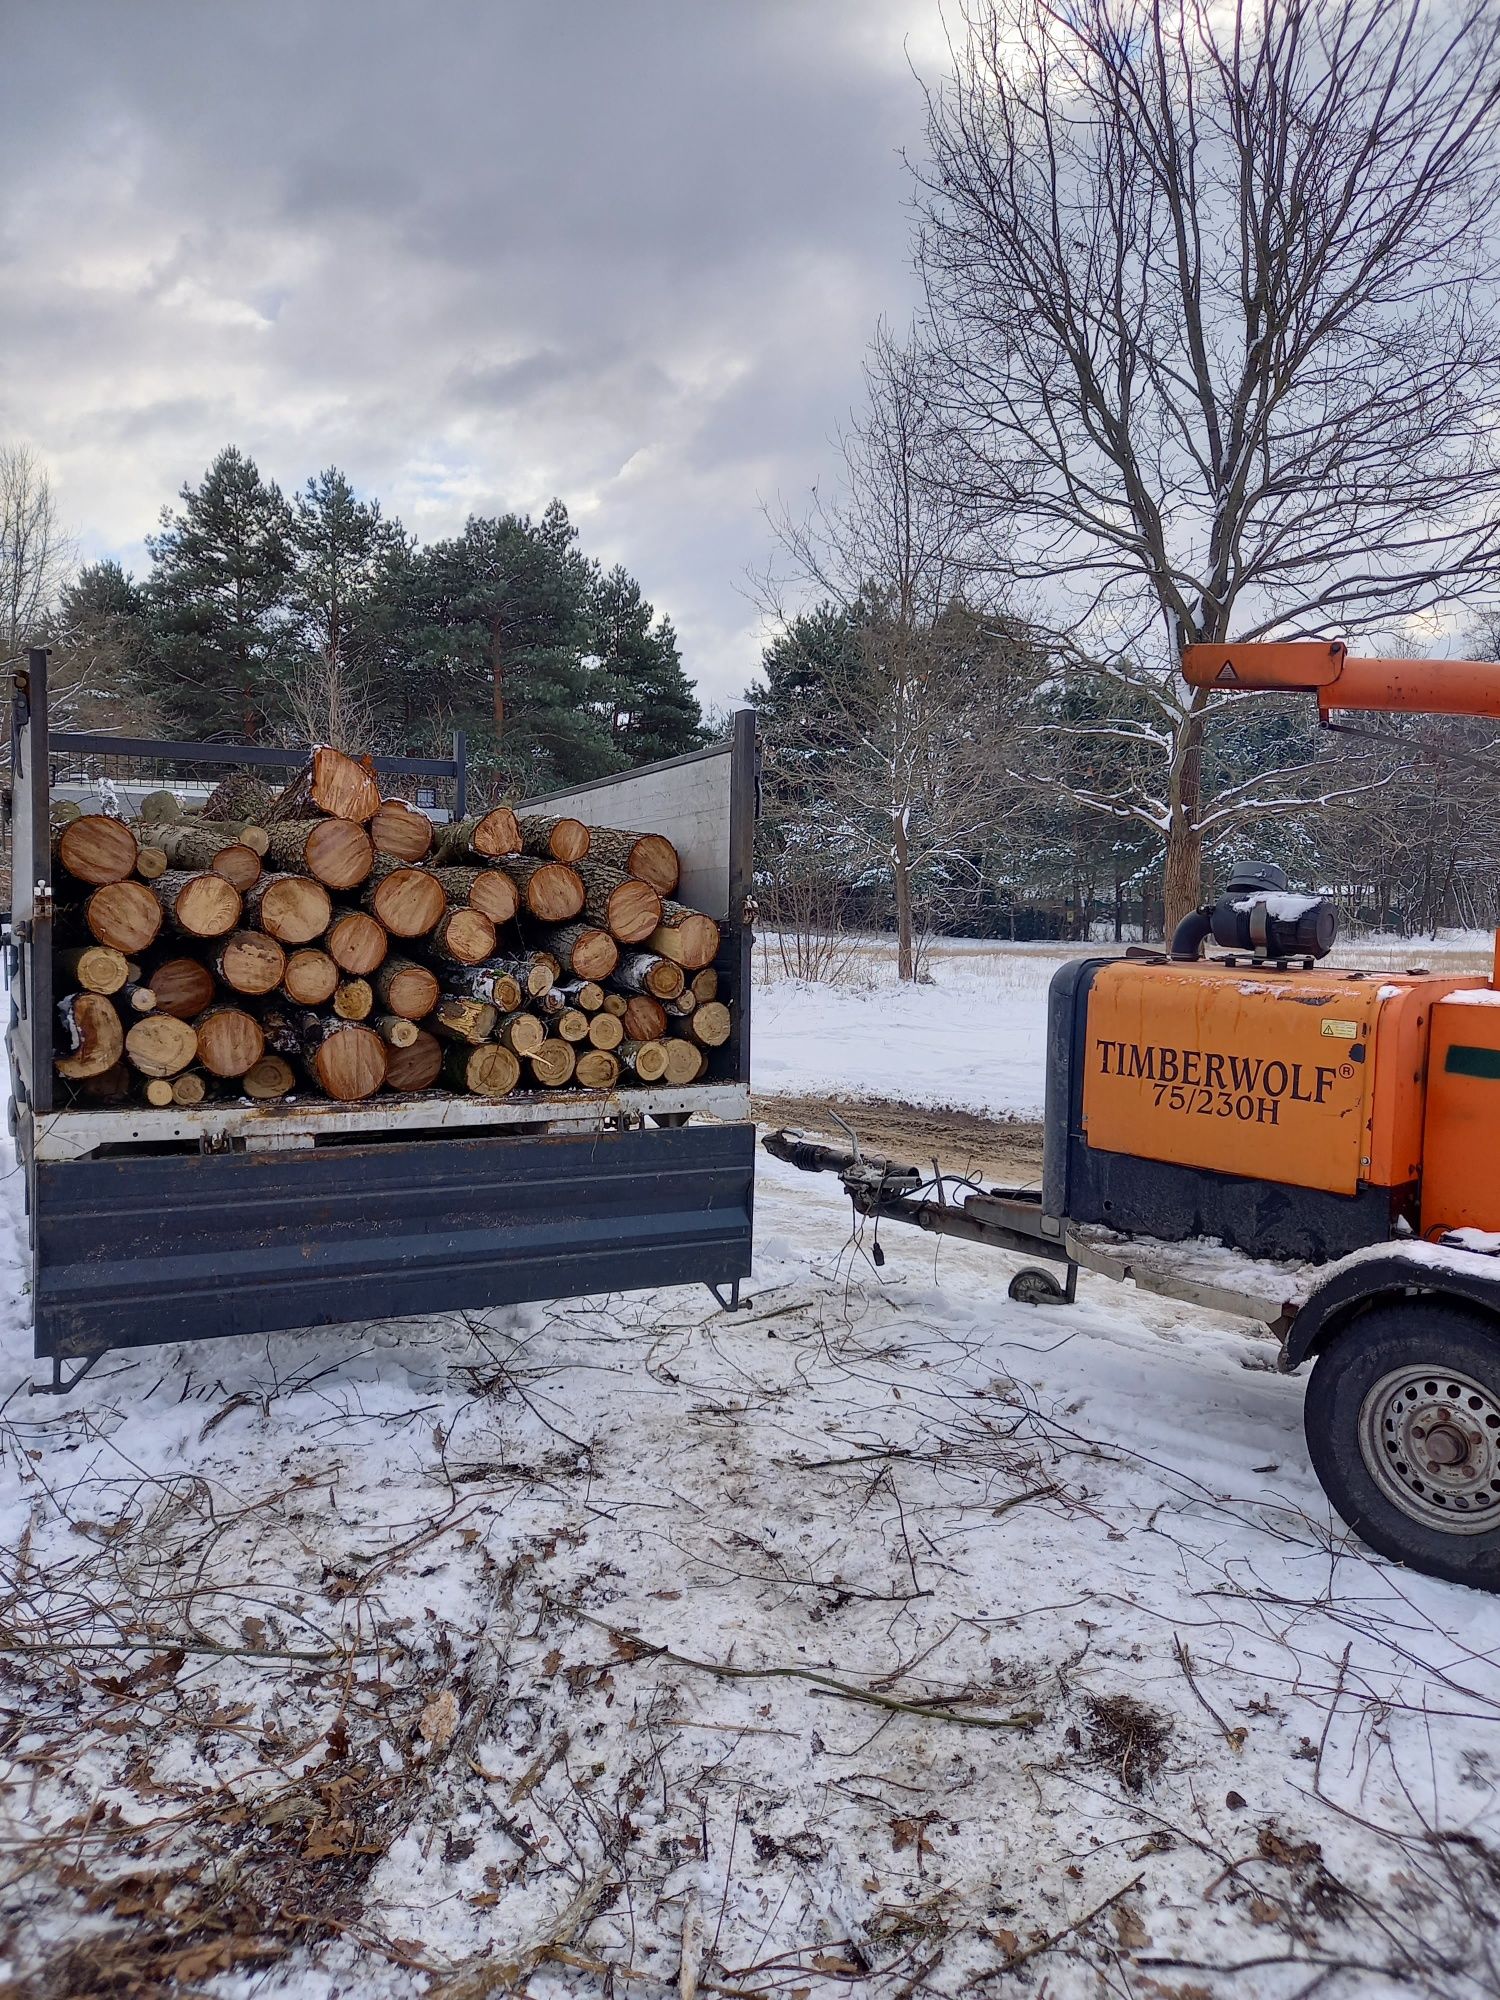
left=1181, top=640, right=1500, bottom=719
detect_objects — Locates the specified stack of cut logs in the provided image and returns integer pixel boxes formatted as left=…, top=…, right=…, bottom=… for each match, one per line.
left=49, top=747, right=732, bottom=1108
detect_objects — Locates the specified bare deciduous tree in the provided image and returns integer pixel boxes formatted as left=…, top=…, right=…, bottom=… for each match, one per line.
left=760, top=325, right=1031, bottom=978
left=918, top=0, right=1500, bottom=930
left=0, top=445, right=71, bottom=666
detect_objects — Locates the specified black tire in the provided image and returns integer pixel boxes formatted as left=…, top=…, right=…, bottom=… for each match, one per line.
left=1008, top=1266, right=1066, bottom=1307
left=1305, top=1300, right=1500, bottom=1589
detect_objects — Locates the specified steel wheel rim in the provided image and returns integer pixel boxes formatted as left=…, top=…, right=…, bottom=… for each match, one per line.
left=1357, top=1365, right=1500, bottom=1536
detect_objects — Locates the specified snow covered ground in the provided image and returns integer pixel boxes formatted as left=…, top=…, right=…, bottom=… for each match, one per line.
left=752, top=930, right=1499, bottom=1119
left=4, top=934, right=1500, bottom=1996
left=752, top=943, right=1077, bottom=1117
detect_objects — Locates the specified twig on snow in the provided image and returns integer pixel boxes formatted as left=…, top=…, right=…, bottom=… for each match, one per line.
left=567, top=1607, right=1042, bottom=1731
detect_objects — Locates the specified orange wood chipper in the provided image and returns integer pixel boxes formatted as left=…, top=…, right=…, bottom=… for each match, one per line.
left=769, top=640, right=1500, bottom=1592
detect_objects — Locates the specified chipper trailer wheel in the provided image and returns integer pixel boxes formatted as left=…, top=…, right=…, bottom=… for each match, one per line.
left=1304, top=1300, right=1500, bottom=1589
left=1008, top=1266, right=1072, bottom=1307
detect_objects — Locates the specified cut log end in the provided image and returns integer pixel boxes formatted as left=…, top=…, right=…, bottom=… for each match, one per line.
left=662, top=1039, right=707, bottom=1086
left=574, top=1050, right=621, bottom=1091
left=624, top=832, right=679, bottom=897
left=618, top=952, right=685, bottom=1000
left=369, top=866, right=446, bottom=938
left=445, top=1042, right=520, bottom=1098
left=271, top=816, right=375, bottom=889
left=241, top=1055, right=296, bottom=1101
left=334, top=978, right=374, bottom=1022
left=432, top=907, right=497, bottom=966
left=161, top=870, right=242, bottom=939
left=619, top=1038, right=670, bottom=1083
left=497, top=1011, right=546, bottom=1057
left=587, top=826, right=680, bottom=897
left=249, top=874, right=333, bottom=946
left=375, top=1013, right=420, bottom=1049
left=537, top=924, right=617, bottom=981
left=56, top=815, right=139, bottom=886
left=326, top=908, right=389, bottom=975
left=687, top=1001, right=732, bottom=1048
left=373, top=957, right=440, bottom=1020
left=601, top=877, right=662, bottom=944
left=84, top=880, right=162, bottom=956
left=586, top=1011, right=624, bottom=1051
left=210, top=844, right=261, bottom=891
left=55, top=993, right=124, bottom=1079
left=528, top=1038, right=576, bottom=1087
left=282, top=949, right=339, bottom=1007
left=57, top=946, right=128, bottom=996
left=312, top=1023, right=387, bottom=1100
left=295, top=746, right=382, bottom=824
left=196, top=1006, right=267, bottom=1079
left=147, top=957, right=215, bottom=1020
left=471, top=806, right=522, bottom=858
left=516, top=859, right=584, bottom=923
left=432, top=865, right=519, bottom=926
left=125, top=1013, right=199, bottom=1079
left=521, top=814, right=590, bottom=863
left=646, top=907, right=721, bottom=970
left=215, top=930, right=287, bottom=997
left=371, top=798, right=435, bottom=862
left=621, top=995, right=669, bottom=1044
left=384, top=1030, right=443, bottom=1092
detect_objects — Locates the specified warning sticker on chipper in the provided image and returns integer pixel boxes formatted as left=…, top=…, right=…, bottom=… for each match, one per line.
left=1320, top=1019, right=1359, bottom=1039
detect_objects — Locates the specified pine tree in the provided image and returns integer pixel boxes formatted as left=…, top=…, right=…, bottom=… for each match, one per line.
left=283, top=468, right=407, bottom=748
left=387, top=503, right=617, bottom=792
left=47, top=561, right=159, bottom=733
left=143, top=447, right=295, bottom=740
left=590, top=567, right=704, bottom=764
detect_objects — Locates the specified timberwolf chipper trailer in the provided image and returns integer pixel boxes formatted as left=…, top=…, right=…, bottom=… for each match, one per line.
left=6, top=650, right=755, bottom=1391
left=772, top=641, right=1500, bottom=1594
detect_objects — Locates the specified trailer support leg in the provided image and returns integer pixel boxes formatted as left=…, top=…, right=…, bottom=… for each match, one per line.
left=33, top=1349, right=106, bottom=1396
left=706, top=1279, right=746, bottom=1312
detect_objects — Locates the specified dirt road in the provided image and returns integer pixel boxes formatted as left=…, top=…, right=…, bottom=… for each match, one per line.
left=752, top=1089, right=1044, bottom=1187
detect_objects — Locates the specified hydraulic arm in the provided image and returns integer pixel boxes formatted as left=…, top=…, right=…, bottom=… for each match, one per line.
left=1181, top=640, right=1500, bottom=720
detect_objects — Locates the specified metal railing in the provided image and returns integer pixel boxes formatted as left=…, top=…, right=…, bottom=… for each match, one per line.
left=2, top=724, right=468, bottom=907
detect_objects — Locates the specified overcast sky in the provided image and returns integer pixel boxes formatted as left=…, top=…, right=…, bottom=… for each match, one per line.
left=2, top=3, right=951, bottom=706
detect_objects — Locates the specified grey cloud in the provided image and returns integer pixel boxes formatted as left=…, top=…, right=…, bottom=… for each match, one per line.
left=0, top=0, right=937, bottom=701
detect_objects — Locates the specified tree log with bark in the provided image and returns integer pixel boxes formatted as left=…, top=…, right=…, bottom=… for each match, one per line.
left=370, top=798, right=434, bottom=861
left=518, top=814, right=590, bottom=862
left=265, top=818, right=374, bottom=890
left=54, top=816, right=138, bottom=887
left=585, top=827, right=679, bottom=896
left=245, top=874, right=332, bottom=945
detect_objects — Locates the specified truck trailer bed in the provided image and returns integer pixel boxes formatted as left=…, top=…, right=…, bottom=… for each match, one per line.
left=7, top=652, right=756, bottom=1385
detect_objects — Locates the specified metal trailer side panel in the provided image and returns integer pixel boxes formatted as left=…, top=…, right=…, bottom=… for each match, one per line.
left=521, top=708, right=756, bottom=1088
left=35, top=1122, right=754, bottom=1364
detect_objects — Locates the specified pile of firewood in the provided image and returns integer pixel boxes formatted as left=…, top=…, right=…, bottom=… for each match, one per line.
left=48, top=747, right=731, bottom=1108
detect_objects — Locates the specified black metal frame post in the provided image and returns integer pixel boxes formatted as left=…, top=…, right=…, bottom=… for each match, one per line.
left=48, top=731, right=467, bottom=787
left=726, top=707, right=757, bottom=1092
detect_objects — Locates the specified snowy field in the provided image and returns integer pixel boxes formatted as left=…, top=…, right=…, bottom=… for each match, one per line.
left=752, top=929, right=1497, bottom=1119
left=3, top=932, right=1500, bottom=1996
